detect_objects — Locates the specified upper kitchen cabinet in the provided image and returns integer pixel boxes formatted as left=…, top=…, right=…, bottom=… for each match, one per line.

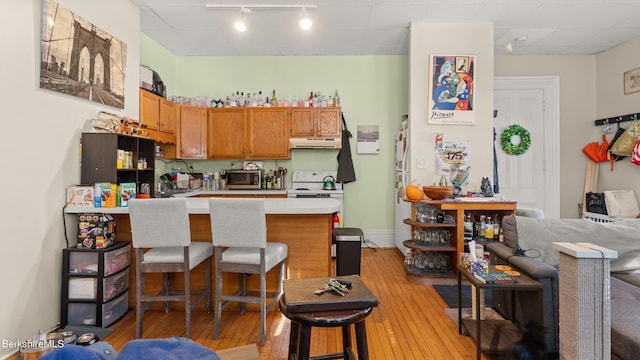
left=290, top=107, right=341, bottom=138
left=177, top=105, right=207, bottom=159
left=316, top=107, right=341, bottom=137
left=290, top=108, right=314, bottom=137
left=139, top=89, right=176, bottom=144
left=207, top=108, right=248, bottom=159
left=249, top=108, right=290, bottom=159
left=207, top=108, right=291, bottom=160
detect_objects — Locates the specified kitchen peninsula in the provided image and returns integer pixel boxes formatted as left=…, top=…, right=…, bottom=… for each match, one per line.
left=64, top=197, right=341, bottom=308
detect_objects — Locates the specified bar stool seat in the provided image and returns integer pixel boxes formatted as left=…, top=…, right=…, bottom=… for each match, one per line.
left=279, top=275, right=377, bottom=360
left=280, top=298, right=372, bottom=360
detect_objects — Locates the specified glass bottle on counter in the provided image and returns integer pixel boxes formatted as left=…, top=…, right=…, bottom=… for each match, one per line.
left=270, top=90, right=278, bottom=107
left=257, top=91, right=264, bottom=107
left=493, top=213, right=501, bottom=240
left=484, top=217, right=494, bottom=240
left=334, top=89, right=340, bottom=107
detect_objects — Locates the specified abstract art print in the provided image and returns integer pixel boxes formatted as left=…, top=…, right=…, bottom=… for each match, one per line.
left=40, top=0, right=127, bottom=109
left=428, top=54, right=476, bottom=125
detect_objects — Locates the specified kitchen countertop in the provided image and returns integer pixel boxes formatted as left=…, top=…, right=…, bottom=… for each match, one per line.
left=64, top=197, right=341, bottom=215
left=173, top=189, right=288, bottom=196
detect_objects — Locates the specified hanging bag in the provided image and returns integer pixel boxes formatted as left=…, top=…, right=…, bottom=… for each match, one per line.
left=608, top=120, right=638, bottom=170
left=609, top=120, right=638, bottom=157
left=632, top=139, right=640, bottom=166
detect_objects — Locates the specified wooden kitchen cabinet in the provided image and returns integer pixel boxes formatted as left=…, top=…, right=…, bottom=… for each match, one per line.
left=249, top=108, right=290, bottom=159
left=316, top=107, right=341, bottom=137
left=290, top=107, right=341, bottom=138
left=207, top=108, right=248, bottom=159
left=207, top=108, right=290, bottom=159
left=139, top=89, right=176, bottom=144
left=290, top=108, right=315, bottom=136
left=177, top=105, right=207, bottom=159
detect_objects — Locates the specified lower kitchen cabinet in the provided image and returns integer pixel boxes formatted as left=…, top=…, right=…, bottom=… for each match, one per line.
left=60, top=241, right=131, bottom=327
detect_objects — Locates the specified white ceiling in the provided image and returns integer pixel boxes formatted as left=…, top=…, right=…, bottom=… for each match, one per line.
left=131, top=0, right=640, bottom=56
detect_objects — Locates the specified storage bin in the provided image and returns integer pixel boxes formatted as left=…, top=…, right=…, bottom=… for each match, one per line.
left=102, top=290, right=129, bottom=327
left=68, top=251, right=99, bottom=275
left=68, top=278, right=97, bottom=300
left=66, top=291, right=129, bottom=327
left=104, top=268, right=129, bottom=301
left=104, top=243, right=130, bottom=276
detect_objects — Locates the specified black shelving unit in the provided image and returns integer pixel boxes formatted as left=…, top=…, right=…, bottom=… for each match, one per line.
left=60, top=241, right=131, bottom=327
left=81, top=133, right=156, bottom=198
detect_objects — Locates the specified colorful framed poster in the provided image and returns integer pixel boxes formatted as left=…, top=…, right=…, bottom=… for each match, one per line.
left=40, top=0, right=127, bottom=109
left=428, top=54, right=476, bottom=125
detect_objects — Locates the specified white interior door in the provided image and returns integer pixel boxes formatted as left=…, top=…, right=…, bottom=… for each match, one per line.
left=494, top=77, right=560, bottom=219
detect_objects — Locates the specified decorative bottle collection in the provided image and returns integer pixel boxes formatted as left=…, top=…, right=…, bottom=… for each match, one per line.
left=168, top=89, right=341, bottom=109
left=261, top=168, right=285, bottom=190
left=465, top=212, right=501, bottom=241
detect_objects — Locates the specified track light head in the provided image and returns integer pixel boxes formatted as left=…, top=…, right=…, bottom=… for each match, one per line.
left=299, top=8, right=312, bottom=30
left=234, top=8, right=249, bottom=32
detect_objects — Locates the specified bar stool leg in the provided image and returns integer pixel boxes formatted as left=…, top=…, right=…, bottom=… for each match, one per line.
left=354, top=321, right=369, bottom=360
left=289, top=321, right=300, bottom=359
left=298, top=324, right=312, bottom=360
left=341, top=324, right=352, bottom=358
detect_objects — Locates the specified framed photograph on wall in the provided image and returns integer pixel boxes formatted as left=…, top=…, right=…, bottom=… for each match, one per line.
left=623, top=67, right=640, bottom=95
left=427, top=54, right=476, bottom=125
left=40, top=0, right=127, bottom=109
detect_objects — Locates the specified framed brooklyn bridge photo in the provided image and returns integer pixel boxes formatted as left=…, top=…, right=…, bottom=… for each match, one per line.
left=40, top=0, right=127, bottom=109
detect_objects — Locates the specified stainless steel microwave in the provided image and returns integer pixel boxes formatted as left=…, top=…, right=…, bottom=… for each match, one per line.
left=225, top=170, right=262, bottom=189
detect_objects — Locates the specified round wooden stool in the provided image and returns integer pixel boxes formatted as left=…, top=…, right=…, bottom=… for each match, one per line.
left=279, top=297, right=373, bottom=360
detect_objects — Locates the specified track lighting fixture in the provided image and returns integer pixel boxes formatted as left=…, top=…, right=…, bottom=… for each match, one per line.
left=205, top=3, right=317, bottom=32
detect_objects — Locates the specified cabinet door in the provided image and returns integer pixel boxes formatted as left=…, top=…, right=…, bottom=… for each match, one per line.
left=159, top=98, right=176, bottom=134
left=316, top=107, right=341, bottom=137
left=290, top=108, right=315, bottom=137
left=207, top=108, right=247, bottom=159
left=139, top=89, right=159, bottom=131
left=249, top=108, right=290, bottom=159
left=177, top=106, right=206, bottom=159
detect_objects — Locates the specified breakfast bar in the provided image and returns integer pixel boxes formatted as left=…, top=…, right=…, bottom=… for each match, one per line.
left=64, top=197, right=341, bottom=308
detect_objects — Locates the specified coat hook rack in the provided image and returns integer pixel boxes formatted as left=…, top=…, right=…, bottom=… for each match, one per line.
left=594, top=112, right=640, bottom=126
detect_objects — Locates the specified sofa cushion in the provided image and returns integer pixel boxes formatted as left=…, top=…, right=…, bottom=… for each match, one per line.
left=610, top=275, right=640, bottom=359
left=509, top=216, right=640, bottom=272
left=501, top=215, right=519, bottom=249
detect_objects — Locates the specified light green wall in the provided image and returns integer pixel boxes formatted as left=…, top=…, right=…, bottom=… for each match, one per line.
left=139, top=36, right=409, bottom=230
left=140, top=33, right=177, bottom=94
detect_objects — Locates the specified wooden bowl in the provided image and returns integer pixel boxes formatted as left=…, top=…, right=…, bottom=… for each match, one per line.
left=422, top=186, right=454, bottom=200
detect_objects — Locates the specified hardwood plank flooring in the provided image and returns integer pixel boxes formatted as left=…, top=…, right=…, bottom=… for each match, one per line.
left=100, top=248, right=486, bottom=359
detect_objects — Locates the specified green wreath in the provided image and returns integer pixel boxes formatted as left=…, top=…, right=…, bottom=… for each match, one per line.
left=500, top=124, right=531, bottom=155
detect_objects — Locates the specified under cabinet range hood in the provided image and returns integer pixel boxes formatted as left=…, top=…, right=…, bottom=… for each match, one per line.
left=289, top=137, right=342, bottom=149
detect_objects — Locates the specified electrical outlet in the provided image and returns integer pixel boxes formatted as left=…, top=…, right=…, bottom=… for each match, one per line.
left=417, top=158, right=427, bottom=169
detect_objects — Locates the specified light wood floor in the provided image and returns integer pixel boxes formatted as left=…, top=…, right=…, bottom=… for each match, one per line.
left=104, top=247, right=486, bottom=359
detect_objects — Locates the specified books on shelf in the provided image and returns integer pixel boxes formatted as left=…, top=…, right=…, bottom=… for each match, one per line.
left=474, top=272, right=519, bottom=284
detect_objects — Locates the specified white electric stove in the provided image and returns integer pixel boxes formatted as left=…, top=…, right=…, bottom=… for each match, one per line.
left=287, top=170, right=344, bottom=218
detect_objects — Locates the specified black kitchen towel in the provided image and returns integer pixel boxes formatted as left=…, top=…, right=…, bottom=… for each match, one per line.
left=336, top=113, right=356, bottom=183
